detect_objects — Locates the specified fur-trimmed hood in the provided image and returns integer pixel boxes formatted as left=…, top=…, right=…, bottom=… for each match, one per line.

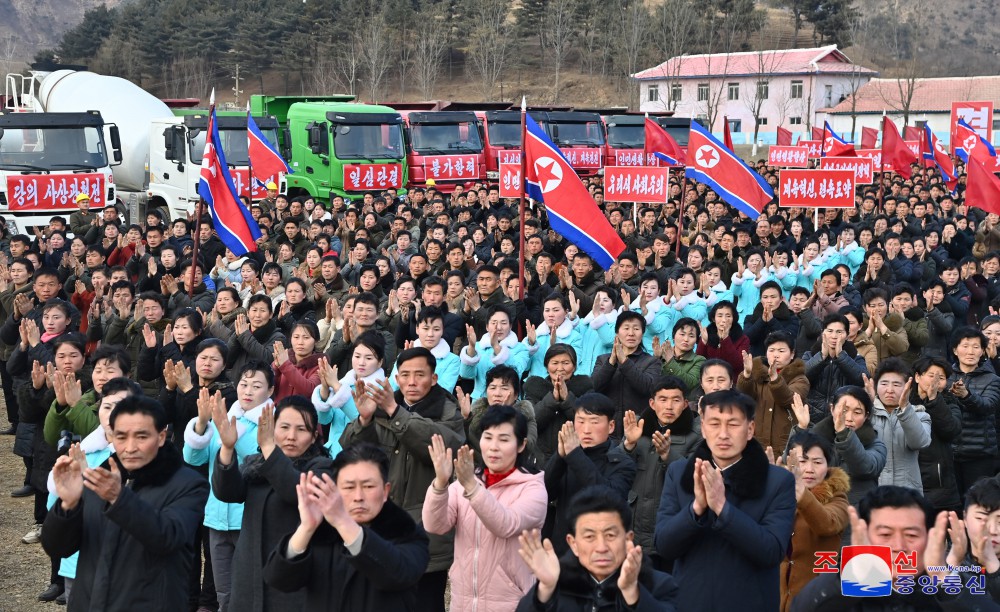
left=809, top=466, right=850, bottom=504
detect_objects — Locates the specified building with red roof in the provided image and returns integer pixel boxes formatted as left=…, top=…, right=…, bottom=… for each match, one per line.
left=633, top=45, right=876, bottom=142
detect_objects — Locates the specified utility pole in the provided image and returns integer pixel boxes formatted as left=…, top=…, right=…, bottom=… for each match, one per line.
left=232, top=64, right=243, bottom=108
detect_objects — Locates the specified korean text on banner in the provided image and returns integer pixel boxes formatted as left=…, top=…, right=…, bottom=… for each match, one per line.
left=499, top=163, right=522, bottom=198
left=342, top=164, right=403, bottom=191
left=767, top=146, right=810, bottom=168
left=819, top=157, right=874, bottom=185
left=779, top=169, right=855, bottom=208
left=604, top=166, right=670, bottom=203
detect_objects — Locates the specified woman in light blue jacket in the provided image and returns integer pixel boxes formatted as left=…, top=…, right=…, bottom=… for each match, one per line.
left=626, top=273, right=676, bottom=354
left=462, top=307, right=529, bottom=398
left=578, top=287, right=619, bottom=374
left=731, top=248, right=768, bottom=326
left=183, top=361, right=274, bottom=612
left=311, top=330, right=386, bottom=455
left=525, top=294, right=583, bottom=378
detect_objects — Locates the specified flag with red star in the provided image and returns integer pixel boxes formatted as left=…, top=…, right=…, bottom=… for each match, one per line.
left=198, top=107, right=260, bottom=255
left=524, top=113, right=625, bottom=269
left=685, top=121, right=773, bottom=220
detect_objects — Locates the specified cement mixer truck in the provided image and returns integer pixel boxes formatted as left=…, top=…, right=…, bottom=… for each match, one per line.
left=0, top=71, right=135, bottom=234
left=3, top=69, right=288, bottom=230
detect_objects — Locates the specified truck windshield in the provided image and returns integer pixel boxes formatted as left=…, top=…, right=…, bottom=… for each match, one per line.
left=487, top=121, right=521, bottom=148
left=0, top=125, right=108, bottom=171
left=607, top=124, right=644, bottom=148
left=188, top=128, right=280, bottom=166
left=664, top=126, right=689, bottom=147
left=551, top=121, right=605, bottom=146
left=332, top=123, right=404, bottom=160
left=410, top=121, right=483, bottom=154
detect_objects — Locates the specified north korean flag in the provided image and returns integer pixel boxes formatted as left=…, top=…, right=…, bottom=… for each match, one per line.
left=955, top=118, right=997, bottom=165
left=920, top=125, right=958, bottom=192
left=685, top=121, right=774, bottom=220
left=524, top=114, right=625, bottom=269
left=822, top=122, right=857, bottom=157
left=248, top=112, right=292, bottom=180
left=644, top=118, right=686, bottom=166
left=199, top=108, right=260, bottom=256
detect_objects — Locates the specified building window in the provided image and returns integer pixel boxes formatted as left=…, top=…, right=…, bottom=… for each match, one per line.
left=729, top=119, right=742, bottom=133
left=697, top=83, right=709, bottom=101
left=756, top=81, right=769, bottom=100
left=647, top=85, right=659, bottom=102
left=728, top=83, right=739, bottom=100
left=756, top=117, right=768, bottom=126
left=790, top=116, right=802, bottom=125
left=791, top=80, right=803, bottom=99
left=670, top=84, right=682, bottom=102
left=824, top=84, right=833, bottom=107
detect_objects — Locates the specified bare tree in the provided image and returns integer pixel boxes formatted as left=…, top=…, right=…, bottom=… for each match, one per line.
left=357, top=10, right=394, bottom=103
left=411, top=9, right=450, bottom=99
left=0, top=35, right=17, bottom=77
left=334, top=40, right=362, bottom=97
left=466, top=0, right=515, bottom=98
left=742, top=33, right=783, bottom=150
left=651, top=0, right=700, bottom=112
left=310, top=51, right=344, bottom=95
left=699, top=12, right=743, bottom=131
left=868, top=0, right=927, bottom=128
left=842, top=15, right=876, bottom=138
left=614, top=0, right=650, bottom=108
left=544, top=0, right=576, bottom=102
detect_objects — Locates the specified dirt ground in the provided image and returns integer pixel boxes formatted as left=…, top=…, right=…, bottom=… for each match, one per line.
left=0, top=411, right=54, bottom=612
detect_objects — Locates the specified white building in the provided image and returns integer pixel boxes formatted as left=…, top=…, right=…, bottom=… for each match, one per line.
left=633, top=45, right=877, bottom=143
left=817, top=76, right=1000, bottom=146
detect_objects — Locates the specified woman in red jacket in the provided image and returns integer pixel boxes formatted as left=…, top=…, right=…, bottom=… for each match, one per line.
left=697, top=300, right=749, bottom=375
left=272, top=321, right=322, bottom=402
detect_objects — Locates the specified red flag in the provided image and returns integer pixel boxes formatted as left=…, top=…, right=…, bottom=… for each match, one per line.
left=904, top=125, right=921, bottom=142
left=965, top=156, right=1000, bottom=215
left=920, top=125, right=958, bottom=192
left=861, top=127, right=878, bottom=149
left=881, top=116, right=918, bottom=179
left=776, top=127, right=792, bottom=146
left=812, top=126, right=824, bottom=140
left=644, top=118, right=686, bottom=166
left=723, top=116, right=734, bottom=151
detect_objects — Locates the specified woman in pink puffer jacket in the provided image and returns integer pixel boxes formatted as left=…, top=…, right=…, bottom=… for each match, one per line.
left=423, top=405, right=548, bottom=612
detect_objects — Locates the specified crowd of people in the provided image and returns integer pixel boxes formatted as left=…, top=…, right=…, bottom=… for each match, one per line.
left=4, top=156, right=1000, bottom=611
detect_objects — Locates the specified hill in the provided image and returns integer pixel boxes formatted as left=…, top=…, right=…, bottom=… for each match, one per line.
left=20, top=0, right=1000, bottom=109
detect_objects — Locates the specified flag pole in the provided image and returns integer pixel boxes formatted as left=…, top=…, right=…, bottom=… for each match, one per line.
left=877, top=117, right=886, bottom=215
left=677, top=166, right=686, bottom=258
left=517, top=97, right=527, bottom=334
left=246, top=102, right=254, bottom=203
left=190, top=89, right=215, bottom=299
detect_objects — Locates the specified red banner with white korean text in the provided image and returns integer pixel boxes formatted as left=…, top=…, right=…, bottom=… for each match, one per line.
left=613, top=150, right=660, bottom=167
left=779, top=169, right=855, bottom=208
left=499, top=163, right=522, bottom=198
left=6, top=173, right=106, bottom=211
left=856, top=149, right=891, bottom=173
left=342, top=164, right=403, bottom=191
left=797, top=140, right=823, bottom=158
left=767, top=146, right=810, bottom=168
left=499, top=150, right=522, bottom=165
left=819, top=157, right=874, bottom=185
left=424, top=155, right=480, bottom=181
left=604, top=166, right=669, bottom=203
left=560, top=147, right=603, bottom=169
left=231, top=169, right=278, bottom=199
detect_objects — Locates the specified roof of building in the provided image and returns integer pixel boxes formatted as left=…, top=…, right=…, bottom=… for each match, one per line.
left=824, top=76, right=1000, bottom=114
left=632, top=45, right=876, bottom=81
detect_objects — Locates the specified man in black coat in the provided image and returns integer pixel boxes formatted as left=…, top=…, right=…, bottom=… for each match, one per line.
left=543, top=392, right=637, bottom=557
left=655, top=389, right=796, bottom=612
left=517, top=486, right=678, bottom=612
left=41, top=396, right=209, bottom=612
left=263, top=443, right=430, bottom=611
